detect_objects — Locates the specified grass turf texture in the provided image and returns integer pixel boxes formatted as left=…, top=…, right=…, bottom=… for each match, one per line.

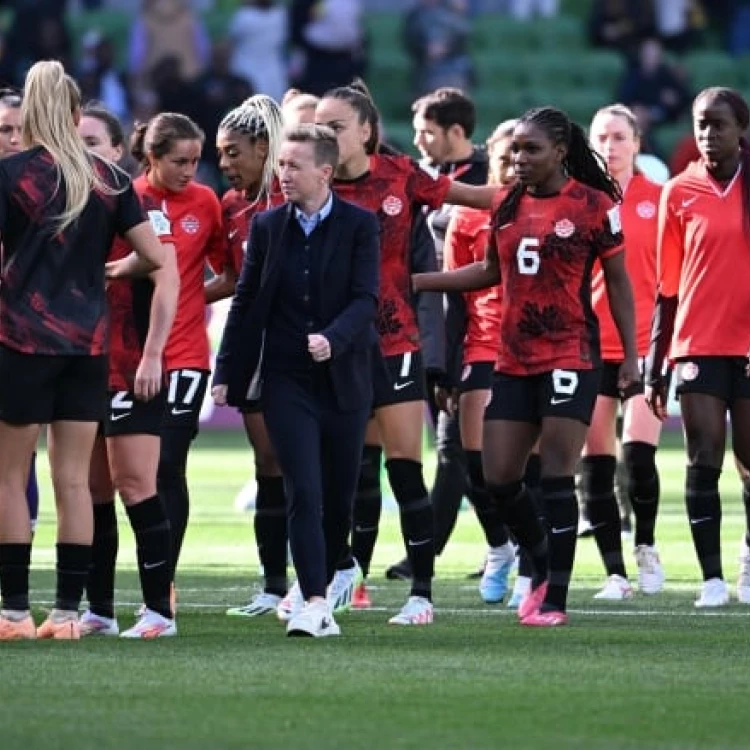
left=1, top=428, right=748, bottom=750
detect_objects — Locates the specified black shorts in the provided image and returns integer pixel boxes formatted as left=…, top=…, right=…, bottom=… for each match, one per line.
left=485, top=368, right=601, bottom=425
left=373, top=350, right=426, bottom=408
left=599, top=360, right=645, bottom=401
left=238, top=399, right=262, bottom=415
left=103, top=389, right=166, bottom=437
left=459, top=361, right=495, bottom=394
left=674, top=356, right=750, bottom=403
left=0, top=345, right=107, bottom=424
left=162, top=368, right=210, bottom=433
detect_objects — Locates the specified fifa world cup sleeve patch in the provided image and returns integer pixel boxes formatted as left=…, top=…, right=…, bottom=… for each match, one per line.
left=607, top=205, right=622, bottom=235
left=147, top=210, right=172, bottom=237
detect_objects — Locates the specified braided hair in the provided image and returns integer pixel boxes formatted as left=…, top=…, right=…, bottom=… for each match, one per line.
left=322, top=78, right=381, bottom=155
left=218, top=94, right=285, bottom=203
left=492, top=106, right=622, bottom=231
left=693, top=86, right=750, bottom=233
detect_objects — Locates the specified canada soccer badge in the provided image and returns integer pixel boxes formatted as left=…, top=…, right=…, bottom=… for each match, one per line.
left=554, top=218, right=575, bottom=238
left=637, top=200, right=656, bottom=219
left=181, top=215, right=200, bottom=234
left=382, top=195, right=403, bottom=216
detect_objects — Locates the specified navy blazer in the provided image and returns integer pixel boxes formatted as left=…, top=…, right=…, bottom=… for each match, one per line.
left=214, top=194, right=380, bottom=412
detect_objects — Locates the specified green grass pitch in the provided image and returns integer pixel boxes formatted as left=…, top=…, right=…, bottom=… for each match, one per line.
left=1, top=428, right=749, bottom=750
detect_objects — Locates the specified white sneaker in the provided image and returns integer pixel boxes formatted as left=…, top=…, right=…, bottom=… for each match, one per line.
left=326, top=562, right=363, bottom=613
left=737, top=538, right=750, bottom=604
left=226, top=592, right=281, bottom=617
left=479, top=541, right=515, bottom=604
left=635, top=544, right=665, bottom=594
left=388, top=596, right=434, bottom=626
left=287, top=600, right=340, bottom=638
left=695, top=577, right=730, bottom=608
left=79, top=610, right=119, bottom=637
left=593, top=574, right=634, bottom=601
left=507, top=575, right=531, bottom=609
left=277, top=581, right=304, bottom=622
left=120, top=608, right=176, bottom=639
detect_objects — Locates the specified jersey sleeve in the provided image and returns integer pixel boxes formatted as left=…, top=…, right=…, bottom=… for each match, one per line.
left=444, top=209, right=483, bottom=271
left=593, top=196, right=625, bottom=260
left=114, top=179, right=147, bottom=237
left=407, top=160, right=452, bottom=211
left=655, top=180, right=683, bottom=298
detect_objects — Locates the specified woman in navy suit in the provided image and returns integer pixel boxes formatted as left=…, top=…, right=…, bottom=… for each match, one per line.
left=213, top=124, right=380, bottom=637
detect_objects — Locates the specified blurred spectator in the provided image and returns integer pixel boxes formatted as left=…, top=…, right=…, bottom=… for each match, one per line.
left=588, top=0, right=655, bottom=58
left=403, top=0, right=474, bottom=98
left=149, top=55, right=196, bottom=115
left=228, top=0, right=288, bottom=102
left=289, top=0, right=366, bottom=96
left=191, top=41, right=254, bottom=148
left=0, top=3, right=72, bottom=85
left=506, top=0, right=559, bottom=20
left=78, top=31, right=130, bottom=122
left=128, top=0, right=210, bottom=91
left=653, top=0, right=706, bottom=53
left=726, top=1, right=750, bottom=55
left=617, top=38, right=692, bottom=153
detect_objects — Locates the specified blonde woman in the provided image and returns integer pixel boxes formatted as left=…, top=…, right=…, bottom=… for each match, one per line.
left=0, top=61, right=166, bottom=641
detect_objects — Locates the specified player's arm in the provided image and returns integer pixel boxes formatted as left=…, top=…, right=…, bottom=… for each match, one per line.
left=134, top=243, right=180, bottom=402
left=413, top=230, right=499, bottom=293
left=601, top=249, right=639, bottom=391
left=445, top=182, right=499, bottom=211
left=205, top=263, right=237, bottom=304
left=644, top=184, right=682, bottom=419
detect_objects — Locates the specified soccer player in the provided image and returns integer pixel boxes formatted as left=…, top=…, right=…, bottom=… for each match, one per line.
left=130, top=113, right=225, bottom=586
left=0, top=87, right=40, bottom=535
left=645, top=87, right=750, bottom=608
left=384, top=87, right=491, bottom=583
left=415, top=107, right=639, bottom=627
left=314, top=83, right=462, bottom=625
left=583, top=103, right=665, bottom=600
left=441, top=119, right=519, bottom=604
left=77, top=105, right=181, bottom=639
left=211, top=95, right=290, bottom=618
left=0, top=61, right=165, bottom=640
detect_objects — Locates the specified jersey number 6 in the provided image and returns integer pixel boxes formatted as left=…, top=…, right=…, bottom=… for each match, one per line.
left=517, top=237, right=540, bottom=275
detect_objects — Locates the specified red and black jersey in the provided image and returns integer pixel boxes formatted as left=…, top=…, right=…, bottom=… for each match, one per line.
left=493, top=178, right=624, bottom=375
left=591, top=173, right=661, bottom=360
left=0, top=146, right=144, bottom=356
left=107, top=189, right=176, bottom=392
left=220, top=184, right=285, bottom=276
left=131, top=176, right=224, bottom=372
left=332, top=153, right=452, bottom=357
left=443, top=206, right=501, bottom=364
left=658, top=160, right=750, bottom=359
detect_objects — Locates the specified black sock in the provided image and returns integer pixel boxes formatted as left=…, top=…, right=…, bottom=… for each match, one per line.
left=542, top=476, right=578, bottom=613
left=432, top=413, right=468, bottom=555
left=87, top=502, right=119, bottom=619
left=622, top=442, right=660, bottom=547
left=522, top=452, right=543, bottom=579
left=466, top=450, right=509, bottom=547
left=686, top=464, right=723, bottom=581
left=126, top=496, right=172, bottom=619
left=517, top=548, right=533, bottom=578
left=741, top=479, right=750, bottom=549
left=580, top=455, right=626, bottom=578
left=487, top=480, right=547, bottom=587
left=158, top=428, right=192, bottom=577
left=351, top=445, right=383, bottom=577
left=386, top=458, right=434, bottom=599
left=255, top=476, right=288, bottom=596
left=56, top=543, right=92, bottom=613
left=0, top=543, right=31, bottom=612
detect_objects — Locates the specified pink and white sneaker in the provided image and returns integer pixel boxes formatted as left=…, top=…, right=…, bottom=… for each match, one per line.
left=521, top=609, right=569, bottom=627
left=388, top=596, right=433, bottom=625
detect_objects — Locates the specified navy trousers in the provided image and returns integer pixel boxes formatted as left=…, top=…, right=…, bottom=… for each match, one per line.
left=263, top=371, right=369, bottom=600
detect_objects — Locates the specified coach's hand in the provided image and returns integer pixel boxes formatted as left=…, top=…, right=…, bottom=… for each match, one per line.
left=645, top=380, right=668, bottom=422
left=212, top=385, right=228, bottom=406
left=308, top=334, right=331, bottom=362
left=134, top=353, right=162, bottom=401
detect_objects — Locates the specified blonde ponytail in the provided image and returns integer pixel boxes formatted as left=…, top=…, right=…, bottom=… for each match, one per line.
left=21, top=60, right=121, bottom=231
